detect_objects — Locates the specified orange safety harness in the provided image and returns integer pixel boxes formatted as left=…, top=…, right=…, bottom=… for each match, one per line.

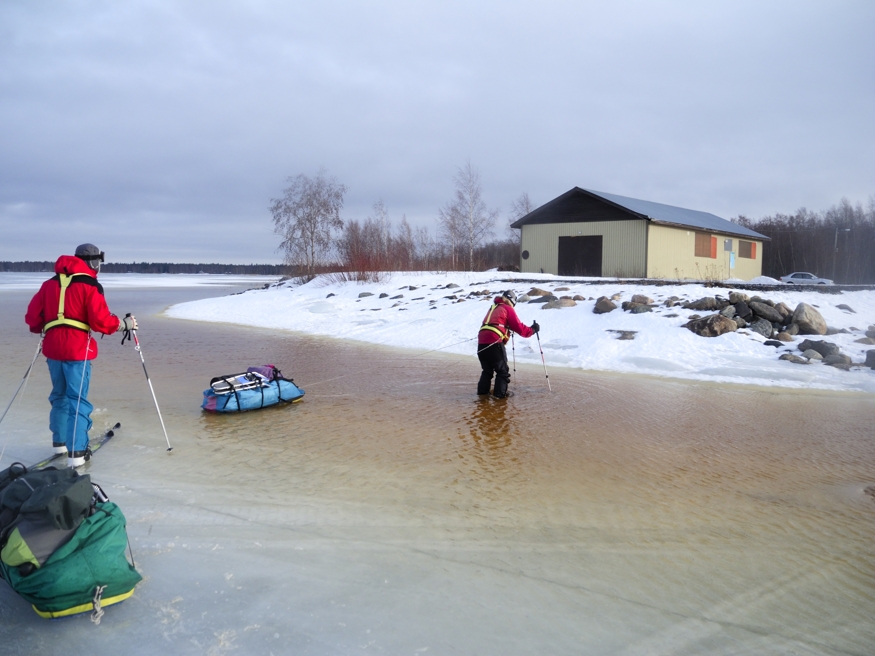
left=479, top=303, right=509, bottom=342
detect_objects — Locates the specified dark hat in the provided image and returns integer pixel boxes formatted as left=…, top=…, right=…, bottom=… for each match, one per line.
left=75, top=243, right=105, bottom=270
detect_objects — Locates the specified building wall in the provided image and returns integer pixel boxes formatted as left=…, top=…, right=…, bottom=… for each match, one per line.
left=520, top=220, right=647, bottom=276
left=645, top=224, right=763, bottom=280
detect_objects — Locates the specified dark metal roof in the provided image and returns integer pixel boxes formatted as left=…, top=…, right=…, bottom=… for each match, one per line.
left=511, top=187, right=769, bottom=240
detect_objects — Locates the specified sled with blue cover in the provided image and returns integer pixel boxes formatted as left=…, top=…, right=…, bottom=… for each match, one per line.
left=201, top=364, right=305, bottom=413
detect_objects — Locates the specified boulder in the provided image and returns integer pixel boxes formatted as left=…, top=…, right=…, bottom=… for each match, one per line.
left=734, top=316, right=748, bottom=329
left=358, top=292, right=374, bottom=298
left=629, top=304, right=653, bottom=314
left=749, top=318, right=774, bottom=338
left=631, top=294, right=654, bottom=305
left=784, top=323, right=800, bottom=336
left=734, top=301, right=752, bottom=320
left=775, top=302, right=794, bottom=322
left=528, top=295, right=558, bottom=304
left=823, top=354, right=852, bottom=366
left=836, top=303, right=855, bottom=313
left=379, top=292, right=389, bottom=298
left=593, top=297, right=617, bottom=314
left=797, top=339, right=841, bottom=358
left=779, top=353, right=810, bottom=364
left=749, top=301, right=784, bottom=323
left=528, top=287, right=551, bottom=296
left=554, top=286, right=570, bottom=291
left=776, top=332, right=794, bottom=342
left=720, top=305, right=737, bottom=319
left=802, top=349, right=823, bottom=360
left=866, top=330, right=875, bottom=340
left=683, top=297, right=720, bottom=311
left=764, top=340, right=783, bottom=348
left=729, top=291, right=750, bottom=303
left=572, top=295, right=585, bottom=301
left=791, top=303, right=828, bottom=335
left=685, top=314, right=738, bottom=337
left=543, top=299, right=577, bottom=309
left=854, top=337, right=875, bottom=345
left=865, top=350, right=875, bottom=369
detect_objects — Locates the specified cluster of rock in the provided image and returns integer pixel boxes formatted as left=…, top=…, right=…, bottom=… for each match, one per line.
left=588, top=288, right=875, bottom=371
left=681, top=291, right=828, bottom=340
left=518, top=287, right=584, bottom=309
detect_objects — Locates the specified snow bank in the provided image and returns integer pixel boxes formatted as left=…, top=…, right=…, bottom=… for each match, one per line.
left=166, top=272, right=875, bottom=393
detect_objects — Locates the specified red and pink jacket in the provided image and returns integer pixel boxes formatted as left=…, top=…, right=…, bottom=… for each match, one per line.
left=478, top=297, right=534, bottom=345
left=25, top=255, right=121, bottom=361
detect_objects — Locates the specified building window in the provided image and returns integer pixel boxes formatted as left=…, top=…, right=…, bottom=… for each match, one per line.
left=695, top=232, right=716, bottom=258
left=739, top=240, right=756, bottom=259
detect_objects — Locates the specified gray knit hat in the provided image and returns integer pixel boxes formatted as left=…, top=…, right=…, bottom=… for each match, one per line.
left=75, top=243, right=105, bottom=270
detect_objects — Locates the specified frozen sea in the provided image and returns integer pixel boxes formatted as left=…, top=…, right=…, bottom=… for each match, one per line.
left=1, top=272, right=873, bottom=655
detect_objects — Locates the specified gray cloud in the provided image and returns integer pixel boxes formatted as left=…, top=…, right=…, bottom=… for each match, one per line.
left=2, top=0, right=873, bottom=263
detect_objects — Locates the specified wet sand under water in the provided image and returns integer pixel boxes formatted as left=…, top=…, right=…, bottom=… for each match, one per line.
left=1, top=285, right=874, bottom=655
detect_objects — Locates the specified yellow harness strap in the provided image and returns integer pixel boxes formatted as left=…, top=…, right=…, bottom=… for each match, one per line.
left=43, top=274, right=92, bottom=332
left=479, top=304, right=508, bottom=340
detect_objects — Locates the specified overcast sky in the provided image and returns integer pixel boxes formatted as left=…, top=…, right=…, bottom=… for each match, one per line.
left=2, top=1, right=873, bottom=264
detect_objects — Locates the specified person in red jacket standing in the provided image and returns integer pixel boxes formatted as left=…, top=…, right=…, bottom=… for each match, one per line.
left=477, top=290, right=539, bottom=398
left=25, top=243, right=137, bottom=467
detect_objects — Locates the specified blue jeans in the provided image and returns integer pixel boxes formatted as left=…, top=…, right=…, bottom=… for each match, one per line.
left=47, top=358, right=92, bottom=453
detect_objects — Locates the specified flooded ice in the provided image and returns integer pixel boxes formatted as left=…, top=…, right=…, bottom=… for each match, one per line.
left=1, top=283, right=874, bottom=655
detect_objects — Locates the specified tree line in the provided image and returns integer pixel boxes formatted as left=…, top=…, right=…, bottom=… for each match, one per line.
left=0, top=262, right=285, bottom=274
left=734, top=196, right=875, bottom=284
left=270, top=162, right=527, bottom=281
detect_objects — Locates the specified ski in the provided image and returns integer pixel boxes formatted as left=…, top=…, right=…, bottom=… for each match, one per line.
left=0, top=422, right=120, bottom=482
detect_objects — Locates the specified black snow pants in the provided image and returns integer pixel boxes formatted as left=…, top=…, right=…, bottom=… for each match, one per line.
left=477, top=341, right=510, bottom=398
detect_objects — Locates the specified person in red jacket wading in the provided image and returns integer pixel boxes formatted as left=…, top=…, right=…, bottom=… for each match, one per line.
left=25, top=244, right=137, bottom=468
left=477, top=290, right=539, bottom=398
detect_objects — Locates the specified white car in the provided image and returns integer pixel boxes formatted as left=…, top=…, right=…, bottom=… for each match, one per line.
left=780, top=272, right=833, bottom=285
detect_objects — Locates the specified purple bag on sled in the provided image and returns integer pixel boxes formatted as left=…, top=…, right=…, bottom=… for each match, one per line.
left=246, top=364, right=281, bottom=380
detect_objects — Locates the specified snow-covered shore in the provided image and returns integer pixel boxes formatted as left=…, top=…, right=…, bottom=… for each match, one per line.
left=166, top=272, right=875, bottom=394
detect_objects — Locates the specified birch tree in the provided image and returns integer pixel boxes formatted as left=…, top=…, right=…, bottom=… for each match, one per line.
left=270, top=169, right=346, bottom=279
left=439, top=160, right=498, bottom=270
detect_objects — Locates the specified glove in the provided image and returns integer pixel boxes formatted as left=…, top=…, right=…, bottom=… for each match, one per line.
left=120, top=314, right=138, bottom=332
left=531, top=321, right=540, bottom=334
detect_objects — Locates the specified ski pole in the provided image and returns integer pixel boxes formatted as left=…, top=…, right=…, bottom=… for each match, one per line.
left=511, top=333, right=516, bottom=384
left=0, top=337, right=43, bottom=428
left=127, top=322, right=173, bottom=452
left=536, top=332, right=551, bottom=392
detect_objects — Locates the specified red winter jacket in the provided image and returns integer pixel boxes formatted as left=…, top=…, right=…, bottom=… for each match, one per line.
left=25, top=255, right=121, bottom=361
left=478, top=296, right=534, bottom=345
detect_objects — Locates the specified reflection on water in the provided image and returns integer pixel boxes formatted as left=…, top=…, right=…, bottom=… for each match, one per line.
left=1, top=285, right=874, bottom=654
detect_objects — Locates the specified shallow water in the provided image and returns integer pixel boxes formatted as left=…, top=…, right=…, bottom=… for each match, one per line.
left=1, top=283, right=873, bottom=655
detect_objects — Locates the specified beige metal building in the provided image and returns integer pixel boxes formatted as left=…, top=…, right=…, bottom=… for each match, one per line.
left=510, top=187, right=769, bottom=281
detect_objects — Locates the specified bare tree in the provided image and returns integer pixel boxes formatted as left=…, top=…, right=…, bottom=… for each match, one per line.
left=437, top=201, right=463, bottom=270
left=508, top=192, right=534, bottom=245
left=439, top=160, right=498, bottom=270
left=270, top=169, right=346, bottom=279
